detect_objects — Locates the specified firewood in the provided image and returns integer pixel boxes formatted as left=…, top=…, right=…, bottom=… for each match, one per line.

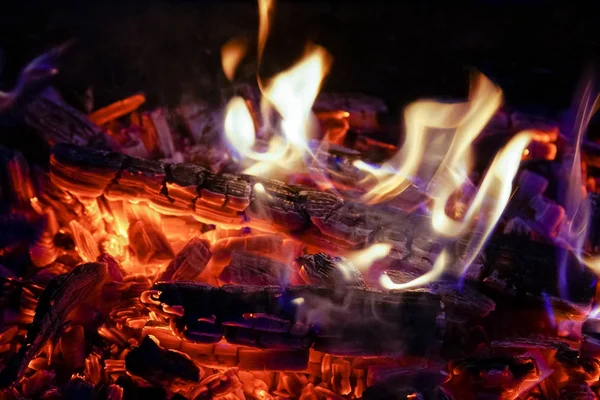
left=219, top=251, right=293, bottom=286
left=159, top=237, right=212, bottom=281
left=142, top=324, right=310, bottom=371
left=141, top=282, right=444, bottom=357
left=0, top=262, right=108, bottom=388
left=50, top=144, right=597, bottom=311
left=482, top=234, right=596, bottom=318
left=49, top=143, right=441, bottom=254
left=446, top=355, right=540, bottom=399
left=295, top=253, right=366, bottom=288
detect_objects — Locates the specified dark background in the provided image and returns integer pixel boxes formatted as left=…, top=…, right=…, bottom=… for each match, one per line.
left=0, top=1, right=599, bottom=150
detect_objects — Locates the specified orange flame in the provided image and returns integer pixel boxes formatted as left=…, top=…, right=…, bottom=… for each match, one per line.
left=221, top=38, right=248, bottom=82
left=224, top=44, right=331, bottom=178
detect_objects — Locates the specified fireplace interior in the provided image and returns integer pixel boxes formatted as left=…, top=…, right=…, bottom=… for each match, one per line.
left=1, top=1, right=600, bottom=399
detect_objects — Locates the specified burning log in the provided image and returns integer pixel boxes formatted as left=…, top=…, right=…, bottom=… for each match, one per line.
left=446, top=355, right=541, bottom=399
left=49, top=143, right=441, bottom=255
left=295, top=253, right=366, bottom=288
left=142, top=324, right=310, bottom=371
left=219, top=251, right=293, bottom=286
left=482, top=234, right=597, bottom=319
left=159, top=237, right=212, bottom=281
left=49, top=145, right=598, bottom=310
left=141, top=282, right=444, bottom=357
left=0, top=262, right=108, bottom=388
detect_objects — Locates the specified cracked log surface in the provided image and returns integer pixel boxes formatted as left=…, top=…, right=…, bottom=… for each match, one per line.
left=141, top=282, right=445, bottom=357
left=49, top=144, right=597, bottom=316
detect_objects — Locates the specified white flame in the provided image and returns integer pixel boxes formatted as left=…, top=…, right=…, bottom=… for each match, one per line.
left=380, top=250, right=448, bottom=290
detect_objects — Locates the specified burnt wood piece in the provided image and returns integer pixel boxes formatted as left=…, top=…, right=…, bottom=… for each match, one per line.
left=22, top=88, right=118, bottom=150
left=446, top=355, right=540, bottom=399
left=159, top=237, right=212, bottom=281
left=0, top=214, right=46, bottom=249
left=0, top=262, right=108, bottom=388
left=375, top=260, right=495, bottom=321
left=125, top=335, right=201, bottom=386
left=363, top=365, right=452, bottom=400
left=142, top=324, right=309, bottom=371
left=482, top=234, right=596, bottom=317
left=295, top=252, right=366, bottom=288
left=49, top=143, right=444, bottom=256
left=141, top=282, right=444, bottom=357
left=219, top=251, right=292, bottom=286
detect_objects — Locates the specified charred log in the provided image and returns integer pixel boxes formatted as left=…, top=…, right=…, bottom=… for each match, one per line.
left=0, top=262, right=108, bottom=388
left=141, top=282, right=444, bottom=357
left=295, top=253, right=366, bottom=288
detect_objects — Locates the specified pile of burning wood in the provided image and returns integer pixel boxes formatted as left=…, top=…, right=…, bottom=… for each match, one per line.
left=3, top=2, right=600, bottom=399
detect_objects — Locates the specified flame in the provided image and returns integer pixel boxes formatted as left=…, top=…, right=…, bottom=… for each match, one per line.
left=221, top=38, right=248, bottom=82
left=257, top=0, right=275, bottom=75
left=224, top=45, right=331, bottom=178
left=346, top=243, right=392, bottom=271
left=380, top=250, right=448, bottom=290
left=262, top=45, right=332, bottom=149
left=357, top=73, right=502, bottom=204
left=224, top=97, right=256, bottom=158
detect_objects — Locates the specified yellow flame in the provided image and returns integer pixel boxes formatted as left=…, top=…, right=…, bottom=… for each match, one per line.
left=380, top=250, right=448, bottom=290
left=223, top=45, right=331, bottom=178
left=346, top=243, right=392, bottom=271
left=224, top=97, right=256, bottom=157
left=264, top=45, right=332, bottom=148
left=358, top=73, right=502, bottom=204
left=258, top=0, right=274, bottom=65
left=221, top=38, right=248, bottom=81
left=582, top=256, right=600, bottom=274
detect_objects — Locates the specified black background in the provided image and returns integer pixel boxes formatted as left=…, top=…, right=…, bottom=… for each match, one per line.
left=0, top=0, right=599, bottom=158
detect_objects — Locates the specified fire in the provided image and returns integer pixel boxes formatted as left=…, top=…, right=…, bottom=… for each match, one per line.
left=357, top=73, right=502, bottom=204
left=346, top=243, right=392, bottom=271
left=223, top=0, right=332, bottom=179
left=221, top=38, right=248, bottom=82
left=380, top=250, right=448, bottom=290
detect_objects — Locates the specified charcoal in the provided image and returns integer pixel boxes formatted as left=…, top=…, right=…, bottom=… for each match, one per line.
left=447, top=355, right=540, bottom=398
left=141, top=282, right=444, bottom=357
left=159, top=237, right=211, bottom=281
left=0, top=262, right=108, bottom=388
left=127, top=218, right=174, bottom=265
left=97, top=253, right=127, bottom=282
left=220, top=251, right=292, bottom=286
left=65, top=376, right=93, bottom=400
left=0, top=214, right=46, bottom=249
left=125, top=335, right=201, bottom=386
left=295, top=253, right=366, bottom=288
left=115, top=375, right=168, bottom=400
left=49, top=144, right=433, bottom=252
